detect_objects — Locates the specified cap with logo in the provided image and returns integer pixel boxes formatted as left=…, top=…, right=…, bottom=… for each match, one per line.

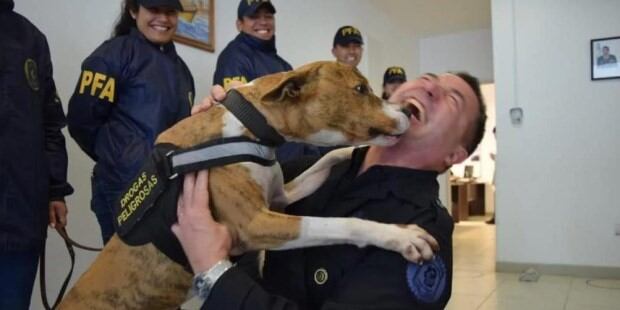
left=333, top=25, right=364, bottom=47
left=137, top=0, right=183, bottom=11
left=238, top=0, right=276, bottom=19
left=383, top=66, right=407, bottom=85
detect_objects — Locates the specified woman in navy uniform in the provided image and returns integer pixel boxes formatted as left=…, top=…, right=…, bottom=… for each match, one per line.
left=67, top=0, right=194, bottom=244
left=0, top=0, right=74, bottom=308
left=174, top=72, right=488, bottom=309
left=213, top=0, right=325, bottom=163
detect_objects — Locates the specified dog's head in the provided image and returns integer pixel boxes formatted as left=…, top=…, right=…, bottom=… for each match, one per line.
left=239, top=61, right=410, bottom=147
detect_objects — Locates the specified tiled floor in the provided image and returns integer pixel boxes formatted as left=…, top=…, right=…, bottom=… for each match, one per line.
left=446, top=222, right=620, bottom=310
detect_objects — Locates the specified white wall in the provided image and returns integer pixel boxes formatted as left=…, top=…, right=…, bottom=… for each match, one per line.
left=493, top=0, right=620, bottom=268
left=12, top=1, right=421, bottom=308
left=420, top=29, right=494, bottom=82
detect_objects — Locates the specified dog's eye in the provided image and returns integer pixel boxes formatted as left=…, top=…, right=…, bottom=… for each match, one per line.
left=355, top=84, right=369, bottom=95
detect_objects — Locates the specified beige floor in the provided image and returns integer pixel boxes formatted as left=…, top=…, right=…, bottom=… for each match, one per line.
left=446, top=222, right=620, bottom=310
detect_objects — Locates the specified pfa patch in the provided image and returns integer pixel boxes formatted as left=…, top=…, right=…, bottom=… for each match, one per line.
left=406, top=256, right=447, bottom=303
left=24, top=59, right=40, bottom=91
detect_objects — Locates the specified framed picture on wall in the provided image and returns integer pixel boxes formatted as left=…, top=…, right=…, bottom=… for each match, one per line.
left=591, top=36, right=620, bottom=80
left=174, top=0, right=214, bottom=52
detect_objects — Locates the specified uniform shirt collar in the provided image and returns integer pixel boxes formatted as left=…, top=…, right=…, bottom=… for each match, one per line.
left=237, top=32, right=277, bottom=53
left=343, top=147, right=440, bottom=202
left=130, top=28, right=177, bottom=54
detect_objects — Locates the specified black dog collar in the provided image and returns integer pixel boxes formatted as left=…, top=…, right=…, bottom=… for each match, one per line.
left=221, top=90, right=286, bottom=146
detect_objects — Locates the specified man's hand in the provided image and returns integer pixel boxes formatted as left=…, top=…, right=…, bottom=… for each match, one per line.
left=191, top=85, right=227, bottom=115
left=171, top=170, right=233, bottom=274
left=49, top=200, right=68, bottom=229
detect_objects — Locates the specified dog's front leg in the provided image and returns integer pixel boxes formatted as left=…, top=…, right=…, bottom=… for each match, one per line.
left=279, top=147, right=355, bottom=206
left=274, top=217, right=436, bottom=263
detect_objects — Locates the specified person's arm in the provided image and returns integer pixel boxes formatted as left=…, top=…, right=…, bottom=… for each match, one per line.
left=38, top=34, right=73, bottom=228
left=172, top=171, right=302, bottom=310
left=66, top=53, right=117, bottom=161
left=305, top=207, right=453, bottom=310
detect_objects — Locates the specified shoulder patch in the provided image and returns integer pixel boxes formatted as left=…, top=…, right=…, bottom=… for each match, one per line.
left=406, top=256, right=447, bottom=304
left=78, top=70, right=116, bottom=103
left=223, top=76, right=248, bottom=90
left=24, top=59, right=40, bottom=91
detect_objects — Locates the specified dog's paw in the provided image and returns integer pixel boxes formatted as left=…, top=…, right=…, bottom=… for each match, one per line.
left=387, top=224, right=439, bottom=263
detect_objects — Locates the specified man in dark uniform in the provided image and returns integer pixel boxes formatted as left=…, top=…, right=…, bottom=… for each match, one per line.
left=173, top=72, right=487, bottom=309
left=382, top=66, right=407, bottom=100
left=0, top=0, right=74, bottom=308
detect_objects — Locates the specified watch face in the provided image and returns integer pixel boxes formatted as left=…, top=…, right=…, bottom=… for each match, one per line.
left=195, top=277, right=206, bottom=289
left=194, top=274, right=208, bottom=293
left=193, top=273, right=213, bottom=299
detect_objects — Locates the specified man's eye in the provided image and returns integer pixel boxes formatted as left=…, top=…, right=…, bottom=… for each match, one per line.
left=355, top=84, right=369, bottom=94
left=449, top=94, right=460, bottom=105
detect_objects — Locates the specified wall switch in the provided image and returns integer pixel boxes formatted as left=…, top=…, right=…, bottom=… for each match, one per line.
left=616, top=224, right=620, bottom=236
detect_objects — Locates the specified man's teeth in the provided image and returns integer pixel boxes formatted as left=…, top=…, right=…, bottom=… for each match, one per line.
left=153, top=25, right=169, bottom=31
left=406, top=99, right=424, bottom=122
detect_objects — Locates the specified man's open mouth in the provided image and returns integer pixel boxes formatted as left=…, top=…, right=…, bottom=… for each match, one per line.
left=403, top=98, right=426, bottom=123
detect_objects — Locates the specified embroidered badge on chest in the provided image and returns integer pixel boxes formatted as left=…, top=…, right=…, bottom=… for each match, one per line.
left=24, top=59, right=40, bottom=91
left=405, top=256, right=447, bottom=303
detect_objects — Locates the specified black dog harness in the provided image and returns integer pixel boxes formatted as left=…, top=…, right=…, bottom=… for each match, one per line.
left=113, top=90, right=285, bottom=266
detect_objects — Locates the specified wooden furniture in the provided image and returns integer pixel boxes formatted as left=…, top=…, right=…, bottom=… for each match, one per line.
left=450, top=179, right=487, bottom=222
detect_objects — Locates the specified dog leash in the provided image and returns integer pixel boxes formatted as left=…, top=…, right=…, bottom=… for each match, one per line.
left=39, top=226, right=103, bottom=310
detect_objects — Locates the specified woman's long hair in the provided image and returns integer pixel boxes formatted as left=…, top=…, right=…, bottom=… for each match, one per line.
left=112, top=0, right=139, bottom=38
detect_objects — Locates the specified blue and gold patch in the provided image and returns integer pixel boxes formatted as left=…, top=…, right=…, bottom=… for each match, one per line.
left=78, top=70, right=116, bottom=103
left=406, top=256, right=447, bottom=303
left=24, top=59, right=39, bottom=91
left=223, top=76, right=248, bottom=91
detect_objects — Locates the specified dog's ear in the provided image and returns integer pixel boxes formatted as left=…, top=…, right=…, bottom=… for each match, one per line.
left=261, top=70, right=312, bottom=103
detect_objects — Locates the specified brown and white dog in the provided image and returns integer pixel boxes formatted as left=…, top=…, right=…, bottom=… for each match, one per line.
left=59, top=61, right=431, bottom=309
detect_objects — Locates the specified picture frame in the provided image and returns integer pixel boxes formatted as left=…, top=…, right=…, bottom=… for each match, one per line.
left=174, top=0, right=215, bottom=52
left=591, top=36, right=620, bottom=80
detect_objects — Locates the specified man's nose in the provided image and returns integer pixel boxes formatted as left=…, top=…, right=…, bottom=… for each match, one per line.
left=424, top=81, right=443, bottom=101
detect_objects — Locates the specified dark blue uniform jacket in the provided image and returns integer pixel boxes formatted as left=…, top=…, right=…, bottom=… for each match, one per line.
left=213, top=32, right=327, bottom=163
left=213, top=32, right=292, bottom=90
left=0, top=1, right=74, bottom=251
left=203, top=147, right=454, bottom=310
left=67, top=28, right=194, bottom=189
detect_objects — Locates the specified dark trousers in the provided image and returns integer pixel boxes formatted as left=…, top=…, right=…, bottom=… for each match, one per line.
left=91, top=175, right=123, bottom=245
left=0, top=250, right=40, bottom=310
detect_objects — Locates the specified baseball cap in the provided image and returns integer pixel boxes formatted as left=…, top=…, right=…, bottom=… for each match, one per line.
left=137, top=0, right=183, bottom=11
left=383, top=66, right=407, bottom=85
left=333, top=25, right=364, bottom=47
left=238, top=0, right=276, bottom=19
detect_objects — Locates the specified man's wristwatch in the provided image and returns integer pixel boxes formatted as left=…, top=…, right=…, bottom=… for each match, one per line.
left=192, top=259, right=234, bottom=301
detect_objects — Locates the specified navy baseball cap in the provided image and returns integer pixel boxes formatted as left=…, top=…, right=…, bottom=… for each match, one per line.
left=137, top=0, right=183, bottom=10
left=238, top=0, right=276, bottom=19
left=333, top=25, right=364, bottom=47
left=383, top=66, right=407, bottom=85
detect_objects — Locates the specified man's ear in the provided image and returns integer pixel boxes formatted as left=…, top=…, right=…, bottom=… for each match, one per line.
left=443, top=146, right=469, bottom=167
left=235, top=20, right=242, bottom=32
left=261, top=70, right=311, bottom=102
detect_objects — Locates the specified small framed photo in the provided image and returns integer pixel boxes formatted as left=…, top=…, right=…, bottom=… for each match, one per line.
left=174, top=0, right=215, bottom=52
left=591, top=36, right=620, bottom=80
